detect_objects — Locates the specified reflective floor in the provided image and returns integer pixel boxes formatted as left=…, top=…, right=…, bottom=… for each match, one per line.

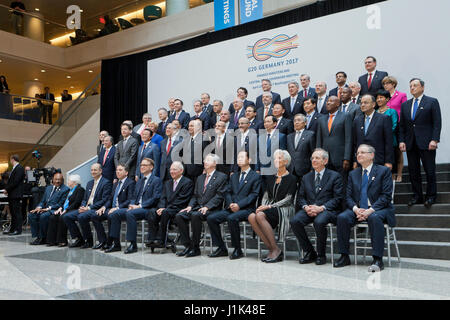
left=0, top=232, right=449, bottom=300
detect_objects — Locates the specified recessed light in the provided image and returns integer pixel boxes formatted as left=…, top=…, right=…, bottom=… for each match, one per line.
left=70, top=86, right=74, bottom=89
left=35, top=8, right=40, bottom=11
left=88, top=70, right=93, bottom=73
left=66, top=75, right=71, bottom=79
left=0, top=60, right=2, bottom=63
left=79, top=9, right=83, bottom=12
left=41, top=70, right=46, bottom=73
left=34, top=78, right=39, bottom=81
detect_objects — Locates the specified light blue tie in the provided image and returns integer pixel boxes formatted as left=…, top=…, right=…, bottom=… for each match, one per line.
left=306, top=114, right=311, bottom=128
left=113, top=180, right=122, bottom=207
left=364, top=116, right=371, bottom=135
left=412, top=99, right=419, bottom=120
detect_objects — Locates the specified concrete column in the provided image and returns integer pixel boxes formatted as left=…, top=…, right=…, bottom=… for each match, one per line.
left=166, top=0, right=189, bottom=16
left=24, top=12, right=45, bottom=42
left=23, top=80, right=43, bottom=98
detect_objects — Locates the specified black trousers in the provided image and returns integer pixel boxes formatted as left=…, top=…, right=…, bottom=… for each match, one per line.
left=47, top=214, right=68, bottom=244
left=41, top=104, right=53, bottom=124
left=175, top=210, right=209, bottom=249
left=9, top=199, right=22, bottom=232
left=406, top=141, right=437, bottom=200
left=147, top=208, right=177, bottom=244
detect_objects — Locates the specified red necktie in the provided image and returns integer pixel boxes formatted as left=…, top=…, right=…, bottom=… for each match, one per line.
left=203, top=174, right=210, bottom=193
left=103, top=149, right=109, bottom=165
left=368, top=73, right=373, bottom=88
left=304, top=89, right=308, bottom=98
left=352, top=97, right=356, bottom=104
left=166, top=138, right=172, bottom=155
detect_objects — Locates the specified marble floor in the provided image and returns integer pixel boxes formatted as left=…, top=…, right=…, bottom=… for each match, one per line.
left=0, top=232, right=449, bottom=300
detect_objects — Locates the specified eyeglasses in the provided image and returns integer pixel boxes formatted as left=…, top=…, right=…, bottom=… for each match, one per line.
left=356, top=151, right=373, bottom=155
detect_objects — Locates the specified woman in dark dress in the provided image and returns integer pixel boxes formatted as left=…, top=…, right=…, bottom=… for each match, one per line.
left=248, top=149, right=297, bottom=263
left=46, top=175, right=84, bottom=247
left=0, top=76, right=9, bottom=94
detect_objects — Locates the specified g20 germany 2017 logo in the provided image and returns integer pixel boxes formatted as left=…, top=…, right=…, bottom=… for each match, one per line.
left=247, top=34, right=299, bottom=62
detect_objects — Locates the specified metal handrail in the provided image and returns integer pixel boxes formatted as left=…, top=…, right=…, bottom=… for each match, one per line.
left=0, top=3, right=67, bottom=29
left=21, top=73, right=101, bottom=164
left=6, top=93, right=63, bottom=105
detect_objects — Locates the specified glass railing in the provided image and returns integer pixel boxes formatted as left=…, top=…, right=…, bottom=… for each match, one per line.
left=1, top=1, right=210, bottom=48
left=0, top=92, right=62, bottom=124
left=21, top=74, right=101, bottom=168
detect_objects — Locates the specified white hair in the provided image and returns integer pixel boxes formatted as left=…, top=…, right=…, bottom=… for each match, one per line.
left=171, top=161, right=184, bottom=172
left=68, top=174, right=81, bottom=185
left=349, top=81, right=361, bottom=88
left=274, top=149, right=291, bottom=167
left=204, top=153, right=220, bottom=164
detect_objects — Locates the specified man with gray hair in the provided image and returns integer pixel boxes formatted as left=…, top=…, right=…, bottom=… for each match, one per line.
left=157, top=107, right=169, bottom=137
left=300, top=74, right=318, bottom=99
left=282, top=81, right=305, bottom=119
left=348, top=81, right=362, bottom=105
left=133, top=113, right=152, bottom=136
left=255, top=79, right=281, bottom=110
left=209, top=99, right=224, bottom=129
left=256, top=92, right=274, bottom=122
left=315, top=81, right=329, bottom=115
left=97, top=131, right=109, bottom=156
left=175, top=154, right=228, bottom=257
left=230, top=98, right=246, bottom=128
left=290, top=148, right=343, bottom=265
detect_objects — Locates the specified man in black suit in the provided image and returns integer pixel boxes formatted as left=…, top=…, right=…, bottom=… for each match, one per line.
left=258, top=115, right=287, bottom=175
left=358, top=56, right=389, bottom=96
left=190, top=100, right=210, bottom=131
left=273, top=103, right=294, bottom=136
left=114, top=123, right=139, bottom=179
left=329, top=72, right=348, bottom=98
left=353, top=94, right=393, bottom=169
left=42, top=86, right=55, bottom=124
left=169, top=99, right=190, bottom=129
left=233, top=117, right=258, bottom=172
left=316, top=96, right=352, bottom=176
left=98, top=135, right=116, bottom=182
left=211, top=121, right=233, bottom=176
left=399, top=78, right=442, bottom=208
left=207, top=151, right=261, bottom=259
left=230, top=98, right=246, bottom=128
left=287, top=114, right=315, bottom=182
left=349, top=82, right=362, bottom=105
left=256, top=92, right=274, bottom=122
left=303, top=98, right=322, bottom=133
left=209, top=100, right=224, bottom=129
left=157, top=108, right=169, bottom=138
left=200, top=93, right=214, bottom=117
left=315, top=81, right=329, bottom=115
left=2, top=155, right=25, bottom=235
left=245, top=105, right=263, bottom=131
left=340, top=87, right=362, bottom=120
left=228, top=87, right=255, bottom=114
left=290, top=148, right=343, bottom=265
left=96, top=130, right=109, bottom=157
left=61, top=90, right=72, bottom=102
left=167, top=98, right=176, bottom=118
left=282, top=81, right=305, bottom=119
left=255, top=79, right=281, bottom=110
left=182, top=120, right=208, bottom=183
left=146, top=161, right=193, bottom=249
left=160, top=123, right=183, bottom=181
left=335, top=144, right=395, bottom=271
left=300, top=74, right=318, bottom=100
left=175, top=154, right=228, bottom=257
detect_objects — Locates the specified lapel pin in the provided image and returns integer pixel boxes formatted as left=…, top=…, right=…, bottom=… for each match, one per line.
left=371, top=177, right=375, bottom=181
left=361, top=127, right=364, bottom=130
left=420, top=107, right=424, bottom=109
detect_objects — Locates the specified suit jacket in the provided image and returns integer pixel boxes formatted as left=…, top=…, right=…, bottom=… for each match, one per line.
left=114, top=136, right=139, bottom=177
left=209, top=112, right=221, bottom=129
left=299, top=87, right=318, bottom=100
left=157, top=176, right=193, bottom=212
left=136, top=141, right=161, bottom=178
left=118, top=131, right=141, bottom=145
left=358, top=70, right=389, bottom=96
left=130, top=174, right=162, bottom=209
left=211, top=133, right=234, bottom=176
left=98, top=146, right=116, bottom=182
left=157, top=119, right=169, bottom=138
left=42, top=92, right=55, bottom=102
left=287, top=130, right=315, bottom=178
left=258, top=130, right=287, bottom=173
left=316, top=95, right=329, bottom=115
left=329, top=84, right=348, bottom=97
left=182, top=133, right=209, bottom=179
left=37, top=184, right=70, bottom=210
left=297, top=169, right=343, bottom=215
left=189, top=171, right=228, bottom=211
left=340, top=102, right=362, bottom=120
left=228, top=99, right=255, bottom=114
left=5, top=164, right=25, bottom=199
left=316, top=111, right=352, bottom=168
left=105, top=178, right=136, bottom=209
left=160, top=135, right=183, bottom=181
left=255, top=92, right=281, bottom=110
left=305, top=111, right=322, bottom=133
left=96, top=143, right=104, bottom=157
left=256, top=104, right=273, bottom=122
left=275, top=117, right=294, bottom=135
left=230, top=108, right=246, bottom=128
left=248, top=118, right=264, bottom=131
left=64, top=186, right=85, bottom=211
left=169, top=110, right=190, bottom=129
left=346, top=165, right=395, bottom=227
left=190, top=111, right=211, bottom=131
left=203, top=104, right=214, bottom=117
left=353, top=112, right=393, bottom=165
left=399, top=95, right=442, bottom=150
left=282, top=95, right=305, bottom=119
left=81, top=177, right=112, bottom=210
left=225, top=169, right=261, bottom=211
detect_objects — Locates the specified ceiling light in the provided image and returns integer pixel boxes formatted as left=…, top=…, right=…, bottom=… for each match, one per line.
left=41, top=70, right=46, bottom=73
left=66, top=76, right=71, bottom=79
left=34, top=78, right=39, bottom=81
left=35, top=8, right=40, bottom=11
left=80, top=9, right=83, bottom=12
left=0, top=60, right=2, bottom=63
left=88, top=70, right=93, bottom=73
left=70, top=86, right=74, bottom=89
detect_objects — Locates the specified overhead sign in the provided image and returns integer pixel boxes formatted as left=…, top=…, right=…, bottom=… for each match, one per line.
left=214, top=0, right=236, bottom=31
left=240, top=0, right=263, bottom=24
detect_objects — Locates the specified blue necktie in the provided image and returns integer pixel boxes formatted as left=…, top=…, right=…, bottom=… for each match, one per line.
left=266, top=133, right=271, bottom=156
left=113, top=180, right=122, bottom=207
left=360, top=169, right=369, bottom=209
left=239, top=172, right=246, bottom=189
left=412, top=99, right=419, bottom=120
left=306, top=115, right=311, bottom=128
left=138, top=177, right=147, bottom=204
left=364, top=116, right=371, bottom=135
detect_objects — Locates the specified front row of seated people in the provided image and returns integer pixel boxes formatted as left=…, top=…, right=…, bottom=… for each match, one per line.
left=28, top=144, right=394, bottom=271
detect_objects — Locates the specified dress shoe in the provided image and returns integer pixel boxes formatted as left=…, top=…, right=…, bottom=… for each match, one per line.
left=46, top=243, right=56, bottom=247
left=176, top=247, right=191, bottom=257
left=30, top=238, right=41, bottom=245
left=185, top=248, right=201, bottom=257
left=315, top=256, right=327, bottom=265
left=229, top=249, right=244, bottom=260
left=299, top=250, right=317, bottom=264
left=265, top=251, right=283, bottom=263
left=36, top=238, right=46, bottom=245
left=80, top=240, right=93, bottom=249
left=368, top=258, right=384, bottom=272
left=58, top=243, right=68, bottom=247
left=3, top=229, right=11, bottom=235
left=208, top=247, right=228, bottom=258
left=92, top=242, right=106, bottom=250
left=424, top=198, right=435, bottom=209
left=101, top=242, right=110, bottom=250
left=144, top=239, right=156, bottom=247
left=333, top=254, right=351, bottom=268
left=104, top=243, right=122, bottom=253
left=147, top=240, right=164, bottom=248
left=8, top=231, right=21, bottom=236
left=407, top=197, right=423, bottom=207
left=69, top=238, right=84, bottom=248
left=124, top=244, right=138, bottom=254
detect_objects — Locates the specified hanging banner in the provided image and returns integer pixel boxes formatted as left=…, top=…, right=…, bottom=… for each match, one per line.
left=214, top=0, right=236, bottom=31
left=240, top=0, right=263, bottom=24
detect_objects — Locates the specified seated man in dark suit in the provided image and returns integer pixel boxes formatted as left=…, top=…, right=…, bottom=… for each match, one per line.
left=146, top=161, right=193, bottom=249
left=123, top=158, right=162, bottom=254
left=175, top=154, right=228, bottom=258
left=98, top=135, right=116, bottom=182
left=353, top=95, right=393, bottom=169
left=63, top=163, right=112, bottom=248
left=358, top=56, right=388, bottom=96
left=91, top=164, right=135, bottom=252
left=290, top=149, right=343, bottom=265
left=282, top=81, right=304, bottom=119
left=207, top=151, right=261, bottom=259
left=335, top=144, right=395, bottom=271
left=190, top=100, right=210, bottom=131
left=255, top=79, right=281, bottom=110
left=28, top=172, right=69, bottom=245
left=287, top=114, right=315, bottom=183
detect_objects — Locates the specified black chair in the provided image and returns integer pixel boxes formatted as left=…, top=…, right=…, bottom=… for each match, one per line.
left=118, top=18, right=134, bottom=30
